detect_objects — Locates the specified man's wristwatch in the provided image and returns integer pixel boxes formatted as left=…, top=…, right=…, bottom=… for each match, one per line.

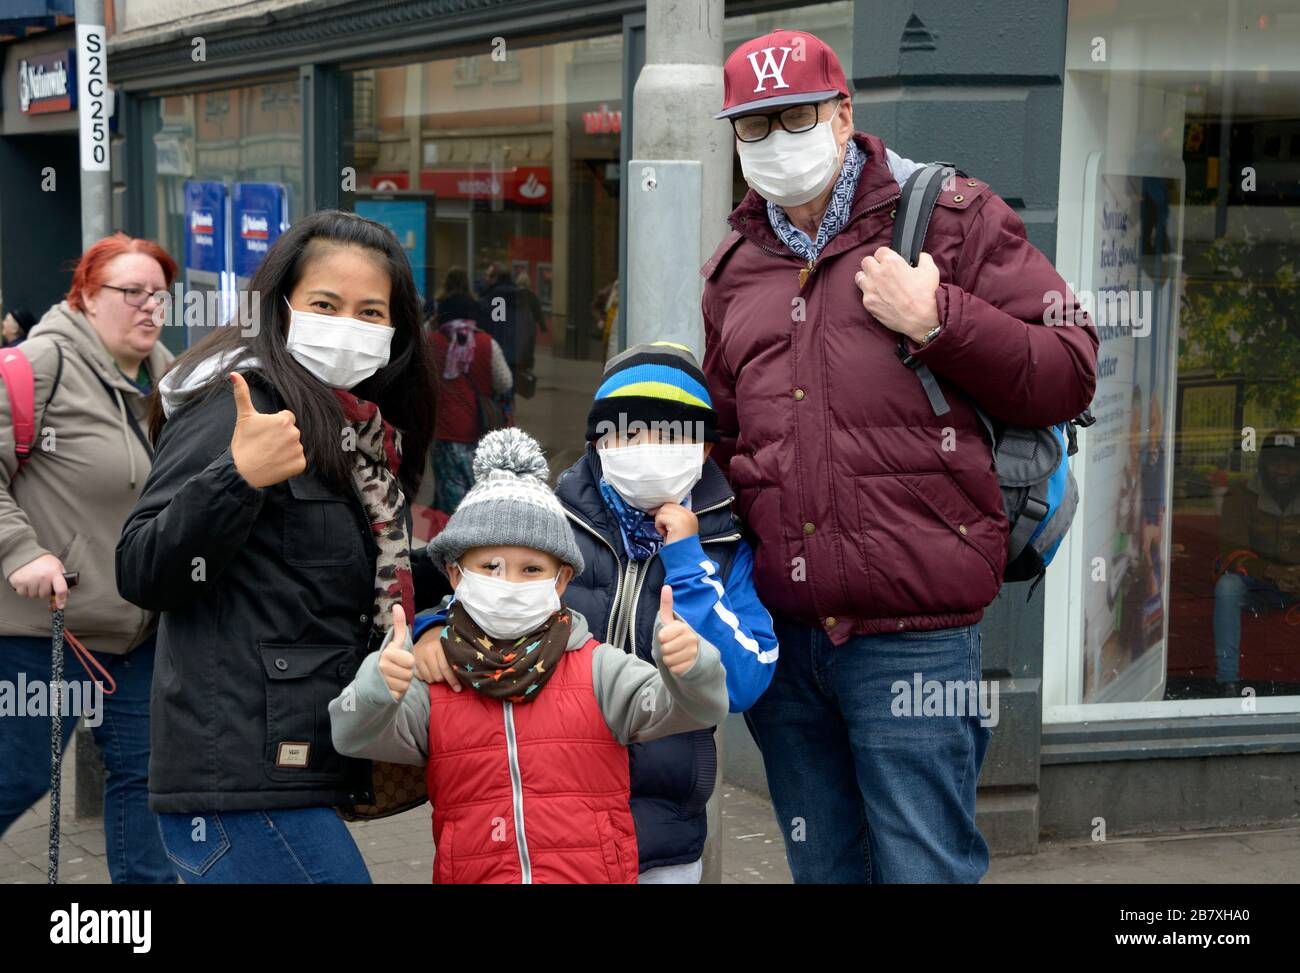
left=914, top=322, right=942, bottom=348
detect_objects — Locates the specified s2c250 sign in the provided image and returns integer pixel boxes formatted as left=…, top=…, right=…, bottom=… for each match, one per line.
left=76, top=25, right=109, bottom=172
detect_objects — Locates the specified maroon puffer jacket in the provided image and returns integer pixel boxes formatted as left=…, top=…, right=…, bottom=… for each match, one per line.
left=700, top=132, right=1098, bottom=645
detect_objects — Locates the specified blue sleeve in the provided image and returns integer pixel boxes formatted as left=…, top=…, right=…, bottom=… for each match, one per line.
left=657, top=534, right=778, bottom=712
left=412, top=595, right=453, bottom=641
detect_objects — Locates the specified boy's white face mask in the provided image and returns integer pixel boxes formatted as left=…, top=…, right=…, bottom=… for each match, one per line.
left=454, top=564, right=561, bottom=639
left=598, top=442, right=704, bottom=512
left=283, top=297, right=393, bottom=389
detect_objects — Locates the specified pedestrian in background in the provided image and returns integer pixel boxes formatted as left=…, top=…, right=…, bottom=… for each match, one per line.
left=0, top=234, right=178, bottom=883
left=2, top=307, right=36, bottom=347
left=430, top=267, right=512, bottom=514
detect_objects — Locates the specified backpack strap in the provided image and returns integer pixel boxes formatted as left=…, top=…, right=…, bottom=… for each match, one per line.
left=891, top=163, right=956, bottom=417
left=90, top=370, right=155, bottom=462
left=1, top=343, right=63, bottom=470
left=1, top=348, right=36, bottom=466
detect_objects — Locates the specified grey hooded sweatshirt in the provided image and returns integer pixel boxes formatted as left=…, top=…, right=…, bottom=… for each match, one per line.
left=0, top=301, right=173, bottom=653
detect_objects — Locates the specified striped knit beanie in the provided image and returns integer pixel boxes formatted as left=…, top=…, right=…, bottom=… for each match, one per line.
left=585, top=341, right=718, bottom=443
left=425, top=428, right=585, bottom=576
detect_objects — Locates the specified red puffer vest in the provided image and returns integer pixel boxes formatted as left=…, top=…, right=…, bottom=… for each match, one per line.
left=424, top=638, right=638, bottom=884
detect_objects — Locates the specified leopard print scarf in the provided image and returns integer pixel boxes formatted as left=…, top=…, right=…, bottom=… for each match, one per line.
left=334, top=389, right=413, bottom=634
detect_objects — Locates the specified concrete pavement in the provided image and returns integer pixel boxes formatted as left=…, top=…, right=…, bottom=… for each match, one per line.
left=4, top=749, right=1297, bottom=883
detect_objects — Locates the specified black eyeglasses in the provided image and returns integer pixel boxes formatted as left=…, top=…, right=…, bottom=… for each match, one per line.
left=730, top=98, right=838, bottom=143
left=102, top=284, right=172, bottom=310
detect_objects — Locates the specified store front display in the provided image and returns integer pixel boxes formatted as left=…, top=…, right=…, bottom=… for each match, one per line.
left=1046, top=0, right=1300, bottom=720
left=141, top=79, right=303, bottom=352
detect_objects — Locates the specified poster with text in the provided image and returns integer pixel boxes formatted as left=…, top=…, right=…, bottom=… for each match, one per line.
left=1079, top=159, right=1184, bottom=703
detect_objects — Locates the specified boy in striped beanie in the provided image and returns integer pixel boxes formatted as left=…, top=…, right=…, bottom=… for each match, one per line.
left=560, top=341, right=779, bottom=882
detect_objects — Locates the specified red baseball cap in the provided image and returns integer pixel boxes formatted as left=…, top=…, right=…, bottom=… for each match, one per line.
left=716, top=28, right=850, bottom=120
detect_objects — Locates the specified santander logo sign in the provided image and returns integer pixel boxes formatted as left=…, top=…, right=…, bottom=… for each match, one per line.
left=517, top=172, right=547, bottom=200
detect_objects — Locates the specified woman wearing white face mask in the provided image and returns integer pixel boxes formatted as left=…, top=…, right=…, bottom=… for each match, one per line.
left=116, top=210, right=442, bottom=883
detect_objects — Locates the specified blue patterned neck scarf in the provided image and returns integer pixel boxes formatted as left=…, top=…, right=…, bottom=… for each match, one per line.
left=767, top=139, right=865, bottom=262
left=597, top=479, right=691, bottom=562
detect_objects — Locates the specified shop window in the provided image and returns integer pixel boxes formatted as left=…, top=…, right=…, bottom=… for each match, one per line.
left=1046, top=1, right=1300, bottom=721
left=340, top=37, right=623, bottom=522
left=140, top=78, right=304, bottom=355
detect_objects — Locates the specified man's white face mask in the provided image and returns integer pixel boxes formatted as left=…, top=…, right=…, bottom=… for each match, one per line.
left=736, top=118, right=841, bottom=208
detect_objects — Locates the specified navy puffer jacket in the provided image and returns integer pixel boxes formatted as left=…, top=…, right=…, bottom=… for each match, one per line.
left=555, top=446, right=741, bottom=871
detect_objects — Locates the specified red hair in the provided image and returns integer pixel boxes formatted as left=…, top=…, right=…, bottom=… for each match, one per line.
left=66, top=232, right=178, bottom=311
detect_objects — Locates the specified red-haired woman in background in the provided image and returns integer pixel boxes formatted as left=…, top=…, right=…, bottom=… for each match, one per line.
left=0, top=232, right=178, bottom=882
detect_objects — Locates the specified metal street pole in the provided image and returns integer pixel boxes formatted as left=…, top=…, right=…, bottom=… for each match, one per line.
left=76, top=0, right=111, bottom=248
left=72, top=0, right=111, bottom=819
left=629, top=0, right=731, bottom=884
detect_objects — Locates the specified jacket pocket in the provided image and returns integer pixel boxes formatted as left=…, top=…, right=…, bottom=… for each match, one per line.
left=433, top=817, right=455, bottom=884
left=158, top=812, right=231, bottom=878
left=736, top=485, right=800, bottom=615
left=259, top=642, right=357, bottom=784
left=678, top=729, right=718, bottom=821
left=283, top=475, right=362, bottom=567
left=594, top=809, right=635, bottom=884
left=854, top=473, right=1000, bottom=616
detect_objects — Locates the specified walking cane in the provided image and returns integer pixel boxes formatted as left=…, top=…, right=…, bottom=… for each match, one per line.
left=47, top=571, right=79, bottom=885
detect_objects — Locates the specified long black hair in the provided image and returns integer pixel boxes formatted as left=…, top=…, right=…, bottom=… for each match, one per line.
left=151, top=209, right=434, bottom=497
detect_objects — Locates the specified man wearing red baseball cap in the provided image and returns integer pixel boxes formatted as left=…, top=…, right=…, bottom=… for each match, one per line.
left=701, top=29, right=1098, bottom=883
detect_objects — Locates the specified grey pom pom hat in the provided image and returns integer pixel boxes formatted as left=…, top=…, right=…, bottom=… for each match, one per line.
left=426, top=428, right=585, bottom=576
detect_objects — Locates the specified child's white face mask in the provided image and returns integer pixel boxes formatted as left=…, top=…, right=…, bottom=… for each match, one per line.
left=454, top=564, right=560, bottom=639
left=283, top=296, right=393, bottom=389
left=598, top=442, right=704, bottom=512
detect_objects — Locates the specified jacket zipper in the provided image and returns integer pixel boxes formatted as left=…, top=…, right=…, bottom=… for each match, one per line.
left=563, top=509, right=626, bottom=638
left=502, top=702, right=532, bottom=883
left=613, top=558, right=641, bottom=651
left=627, top=496, right=739, bottom=658
left=566, top=497, right=740, bottom=657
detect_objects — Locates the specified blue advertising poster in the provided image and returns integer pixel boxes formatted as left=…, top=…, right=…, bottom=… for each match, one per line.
left=232, top=182, right=289, bottom=280
left=355, top=198, right=428, bottom=297
left=184, top=181, right=228, bottom=275
left=183, top=180, right=234, bottom=347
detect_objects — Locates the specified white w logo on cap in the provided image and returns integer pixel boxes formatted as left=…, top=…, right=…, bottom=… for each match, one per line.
left=746, top=46, right=793, bottom=93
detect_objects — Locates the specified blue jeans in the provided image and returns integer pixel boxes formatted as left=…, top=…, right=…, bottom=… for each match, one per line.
left=0, top=634, right=175, bottom=883
left=1213, top=572, right=1299, bottom=682
left=745, top=617, right=992, bottom=883
left=157, top=808, right=372, bottom=883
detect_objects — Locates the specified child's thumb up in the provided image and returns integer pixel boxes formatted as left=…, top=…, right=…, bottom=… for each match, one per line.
left=659, top=585, right=674, bottom=625
left=392, top=604, right=408, bottom=648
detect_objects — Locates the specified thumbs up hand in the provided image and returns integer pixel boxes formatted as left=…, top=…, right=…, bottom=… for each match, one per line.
left=378, top=604, right=416, bottom=701
left=656, top=585, right=698, bottom=676
left=229, top=372, right=307, bottom=488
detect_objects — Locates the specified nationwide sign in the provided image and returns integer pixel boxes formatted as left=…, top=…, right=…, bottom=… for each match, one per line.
left=18, top=50, right=76, bottom=114
left=232, top=182, right=289, bottom=279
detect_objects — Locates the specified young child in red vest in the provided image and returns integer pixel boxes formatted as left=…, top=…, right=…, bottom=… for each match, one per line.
left=329, top=428, right=728, bottom=883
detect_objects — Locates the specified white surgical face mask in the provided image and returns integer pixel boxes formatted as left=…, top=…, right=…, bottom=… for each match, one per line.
left=736, top=119, right=841, bottom=208
left=598, top=442, right=704, bottom=512
left=283, top=297, right=393, bottom=389
left=453, top=564, right=561, bottom=640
